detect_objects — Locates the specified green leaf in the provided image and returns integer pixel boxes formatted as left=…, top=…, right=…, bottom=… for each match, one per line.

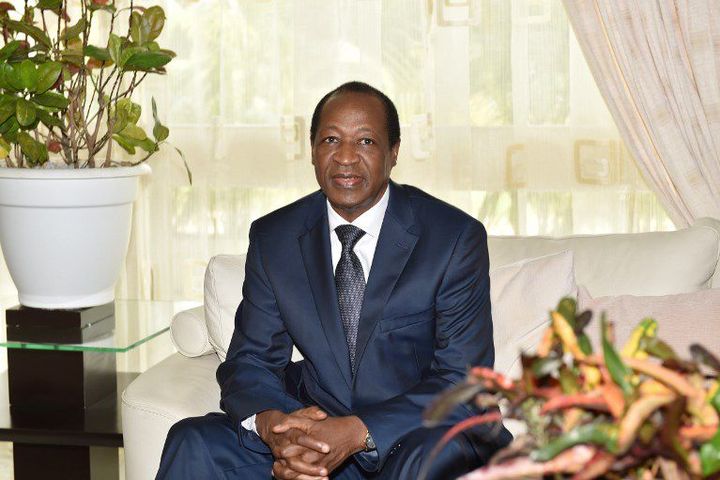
left=640, top=337, right=677, bottom=361
left=119, top=124, right=147, bottom=141
left=117, top=98, right=141, bottom=124
left=18, top=60, right=38, bottom=91
left=153, top=123, right=169, bottom=143
left=15, top=98, right=36, bottom=126
left=147, top=41, right=160, bottom=52
left=118, top=46, right=145, bottom=69
left=130, top=11, right=143, bottom=44
left=31, top=91, right=69, bottom=109
left=5, top=19, right=52, bottom=50
left=173, top=145, right=192, bottom=185
left=556, top=297, right=577, bottom=328
left=142, top=6, right=166, bottom=43
left=601, top=314, right=634, bottom=398
left=60, top=18, right=86, bottom=41
left=0, top=40, right=20, bottom=63
left=35, top=61, right=62, bottom=93
left=151, top=97, right=159, bottom=121
left=151, top=97, right=169, bottom=142
left=36, top=0, right=62, bottom=10
left=16, top=131, right=48, bottom=166
left=0, top=97, right=16, bottom=124
left=123, top=51, right=172, bottom=70
left=4, top=63, right=22, bottom=91
left=108, top=34, right=122, bottom=65
left=36, top=109, right=63, bottom=129
left=137, top=137, right=157, bottom=153
left=0, top=116, right=19, bottom=137
left=60, top=48, right=84, bottom=66
left=84, top=45, right=111, bottom=61
left=0, top=136, right=10, bottom=157
left=532, top=423, right=618, bottom=462
left=700, top=388, right=720, bottom=476
left=110, top=107, right=128, bottom=133
left=112, top=134, right=136, bottom=154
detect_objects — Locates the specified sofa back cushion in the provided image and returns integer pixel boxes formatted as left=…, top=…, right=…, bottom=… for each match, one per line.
left=203, top=250, right=578, bottom=370
left=201, top=219, right=720, bottom=361
left=204, top=254, right=246, bottom=361
left=488, top=218, right=720, bottom=298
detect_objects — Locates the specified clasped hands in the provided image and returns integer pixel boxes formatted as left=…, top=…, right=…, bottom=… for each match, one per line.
left=256, top=406, right=367, bottom=480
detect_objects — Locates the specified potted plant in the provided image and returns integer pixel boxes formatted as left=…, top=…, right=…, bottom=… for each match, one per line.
left=0, top=0, right=189, bottom=309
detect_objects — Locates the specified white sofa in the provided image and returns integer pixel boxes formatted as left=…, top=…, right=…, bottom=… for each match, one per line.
left=121, top=218, right=720, bottom=480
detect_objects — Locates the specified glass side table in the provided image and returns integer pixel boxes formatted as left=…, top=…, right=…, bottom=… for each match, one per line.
left=0, top=298, right=200, bottom=480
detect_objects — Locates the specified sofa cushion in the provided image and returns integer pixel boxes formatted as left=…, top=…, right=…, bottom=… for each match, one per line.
left=488, top=218, right=720, bottom=298
left=578, top=285, right=720, bottom=357
left=491, top=250, right=577, bottom=377
left=204, top=254, right=246, bottom=361
left=170, top=305, right=215, bottom=357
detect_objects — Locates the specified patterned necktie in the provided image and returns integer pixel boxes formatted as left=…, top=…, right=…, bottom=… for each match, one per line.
left=334, top=224, right=366, bottom=374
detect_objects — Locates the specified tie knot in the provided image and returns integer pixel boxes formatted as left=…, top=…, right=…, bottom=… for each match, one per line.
left=335, top=225, right=365, bottom=252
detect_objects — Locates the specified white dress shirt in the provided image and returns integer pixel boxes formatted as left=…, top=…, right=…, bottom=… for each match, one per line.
left=241, top=186, right=390, bottom=434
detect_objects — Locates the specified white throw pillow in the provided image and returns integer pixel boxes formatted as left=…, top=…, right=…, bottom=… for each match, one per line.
left=491, top=250, right=578, bottom=378
left=204, top=254, right=246, bottom=361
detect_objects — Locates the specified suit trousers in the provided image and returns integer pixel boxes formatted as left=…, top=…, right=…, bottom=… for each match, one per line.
left=156, top=412, right=509, bottom=480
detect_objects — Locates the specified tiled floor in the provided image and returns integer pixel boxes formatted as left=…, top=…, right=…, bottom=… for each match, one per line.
left=0, top=442, right=10, bottom=480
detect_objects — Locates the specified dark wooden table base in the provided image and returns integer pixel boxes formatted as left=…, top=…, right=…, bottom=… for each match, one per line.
left=2, top=303, right=137, bottom=480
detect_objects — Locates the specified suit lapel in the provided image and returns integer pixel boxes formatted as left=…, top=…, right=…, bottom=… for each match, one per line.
left=353, top=182, right=419, bottom=376
left=299, top=196, right=353, bottom=389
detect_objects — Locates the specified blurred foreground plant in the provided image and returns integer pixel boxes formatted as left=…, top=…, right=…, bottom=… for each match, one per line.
left=424, top=298, right=720, bottom=480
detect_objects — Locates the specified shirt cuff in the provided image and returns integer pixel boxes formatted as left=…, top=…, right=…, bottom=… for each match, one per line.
left=241, top=414, right=258, bottom=434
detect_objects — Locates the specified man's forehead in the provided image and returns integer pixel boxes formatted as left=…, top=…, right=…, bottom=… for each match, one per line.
left=317, top=92, right=386, bottom=126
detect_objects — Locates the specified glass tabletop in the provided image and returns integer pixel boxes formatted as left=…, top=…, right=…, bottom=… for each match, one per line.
left=0, top=296, right=201, bottom=353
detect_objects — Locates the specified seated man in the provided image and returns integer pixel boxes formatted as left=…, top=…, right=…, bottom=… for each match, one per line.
left=156, top=81, right=510, bottom=480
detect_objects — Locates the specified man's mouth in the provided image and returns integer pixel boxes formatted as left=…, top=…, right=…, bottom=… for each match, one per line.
left=331, top=174, right=364, bottom=188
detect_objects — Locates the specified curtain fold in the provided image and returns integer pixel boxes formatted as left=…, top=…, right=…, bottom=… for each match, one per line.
left=563, top=0, right=720, bottom=227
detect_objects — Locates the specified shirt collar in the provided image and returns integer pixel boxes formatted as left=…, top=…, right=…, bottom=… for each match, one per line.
left=327, top=184, right=390, bottom=239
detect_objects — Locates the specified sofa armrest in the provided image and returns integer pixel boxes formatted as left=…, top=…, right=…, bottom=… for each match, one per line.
left=121, top=352, right=221, bottom=480
left=170, top=305, right=215, bottom=357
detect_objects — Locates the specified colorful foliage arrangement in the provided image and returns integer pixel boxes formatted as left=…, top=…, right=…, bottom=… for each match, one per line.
left=424, top=298, right=720, bottom=480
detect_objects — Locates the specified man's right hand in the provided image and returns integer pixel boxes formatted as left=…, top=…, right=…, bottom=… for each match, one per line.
left=256, top=407, right=330, bottom=480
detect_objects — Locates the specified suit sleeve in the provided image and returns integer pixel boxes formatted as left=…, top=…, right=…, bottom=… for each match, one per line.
left=354, top=219, right=494, bottom=470
left=216, top=222, right=304, bottom=453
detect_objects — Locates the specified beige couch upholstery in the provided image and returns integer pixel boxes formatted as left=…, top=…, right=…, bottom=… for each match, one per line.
left=121, top=218, right=720, bottom=480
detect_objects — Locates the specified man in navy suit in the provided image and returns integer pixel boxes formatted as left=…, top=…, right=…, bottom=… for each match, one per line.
left=157, top=82, right=509, bottom=479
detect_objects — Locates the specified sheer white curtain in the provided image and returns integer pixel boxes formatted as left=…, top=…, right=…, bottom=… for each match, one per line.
left=0, top=0, right=673, bottom=301
left=563, top=0, right=720, bottom=228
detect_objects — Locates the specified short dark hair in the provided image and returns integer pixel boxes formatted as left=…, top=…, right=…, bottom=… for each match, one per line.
left=309, top=81, right=401, bottom=147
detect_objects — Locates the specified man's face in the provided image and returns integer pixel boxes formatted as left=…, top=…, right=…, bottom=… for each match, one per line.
left=312, top=91, right=399, bottom=222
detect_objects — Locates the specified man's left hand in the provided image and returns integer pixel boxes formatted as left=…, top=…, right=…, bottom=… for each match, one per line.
left=273, top=415, right=368, bottom=474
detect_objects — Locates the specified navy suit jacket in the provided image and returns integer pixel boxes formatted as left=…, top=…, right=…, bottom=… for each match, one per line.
left=216, top=181, right=494, bottom=471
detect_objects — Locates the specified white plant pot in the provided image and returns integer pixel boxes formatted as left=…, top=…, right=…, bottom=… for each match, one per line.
left=0, top=163, right=151, bottom=309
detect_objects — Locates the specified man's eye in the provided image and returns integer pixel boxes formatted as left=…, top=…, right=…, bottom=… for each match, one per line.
left=323, top=137, right=339, bottom=144
left=359, top=138, right=374, bottom=145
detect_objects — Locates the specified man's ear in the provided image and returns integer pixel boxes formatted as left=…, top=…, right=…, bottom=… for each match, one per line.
left=390, top=141, right=400, bottom=167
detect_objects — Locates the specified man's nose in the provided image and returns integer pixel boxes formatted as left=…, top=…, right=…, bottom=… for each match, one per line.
left=334, top=142, right=359, bottom=165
